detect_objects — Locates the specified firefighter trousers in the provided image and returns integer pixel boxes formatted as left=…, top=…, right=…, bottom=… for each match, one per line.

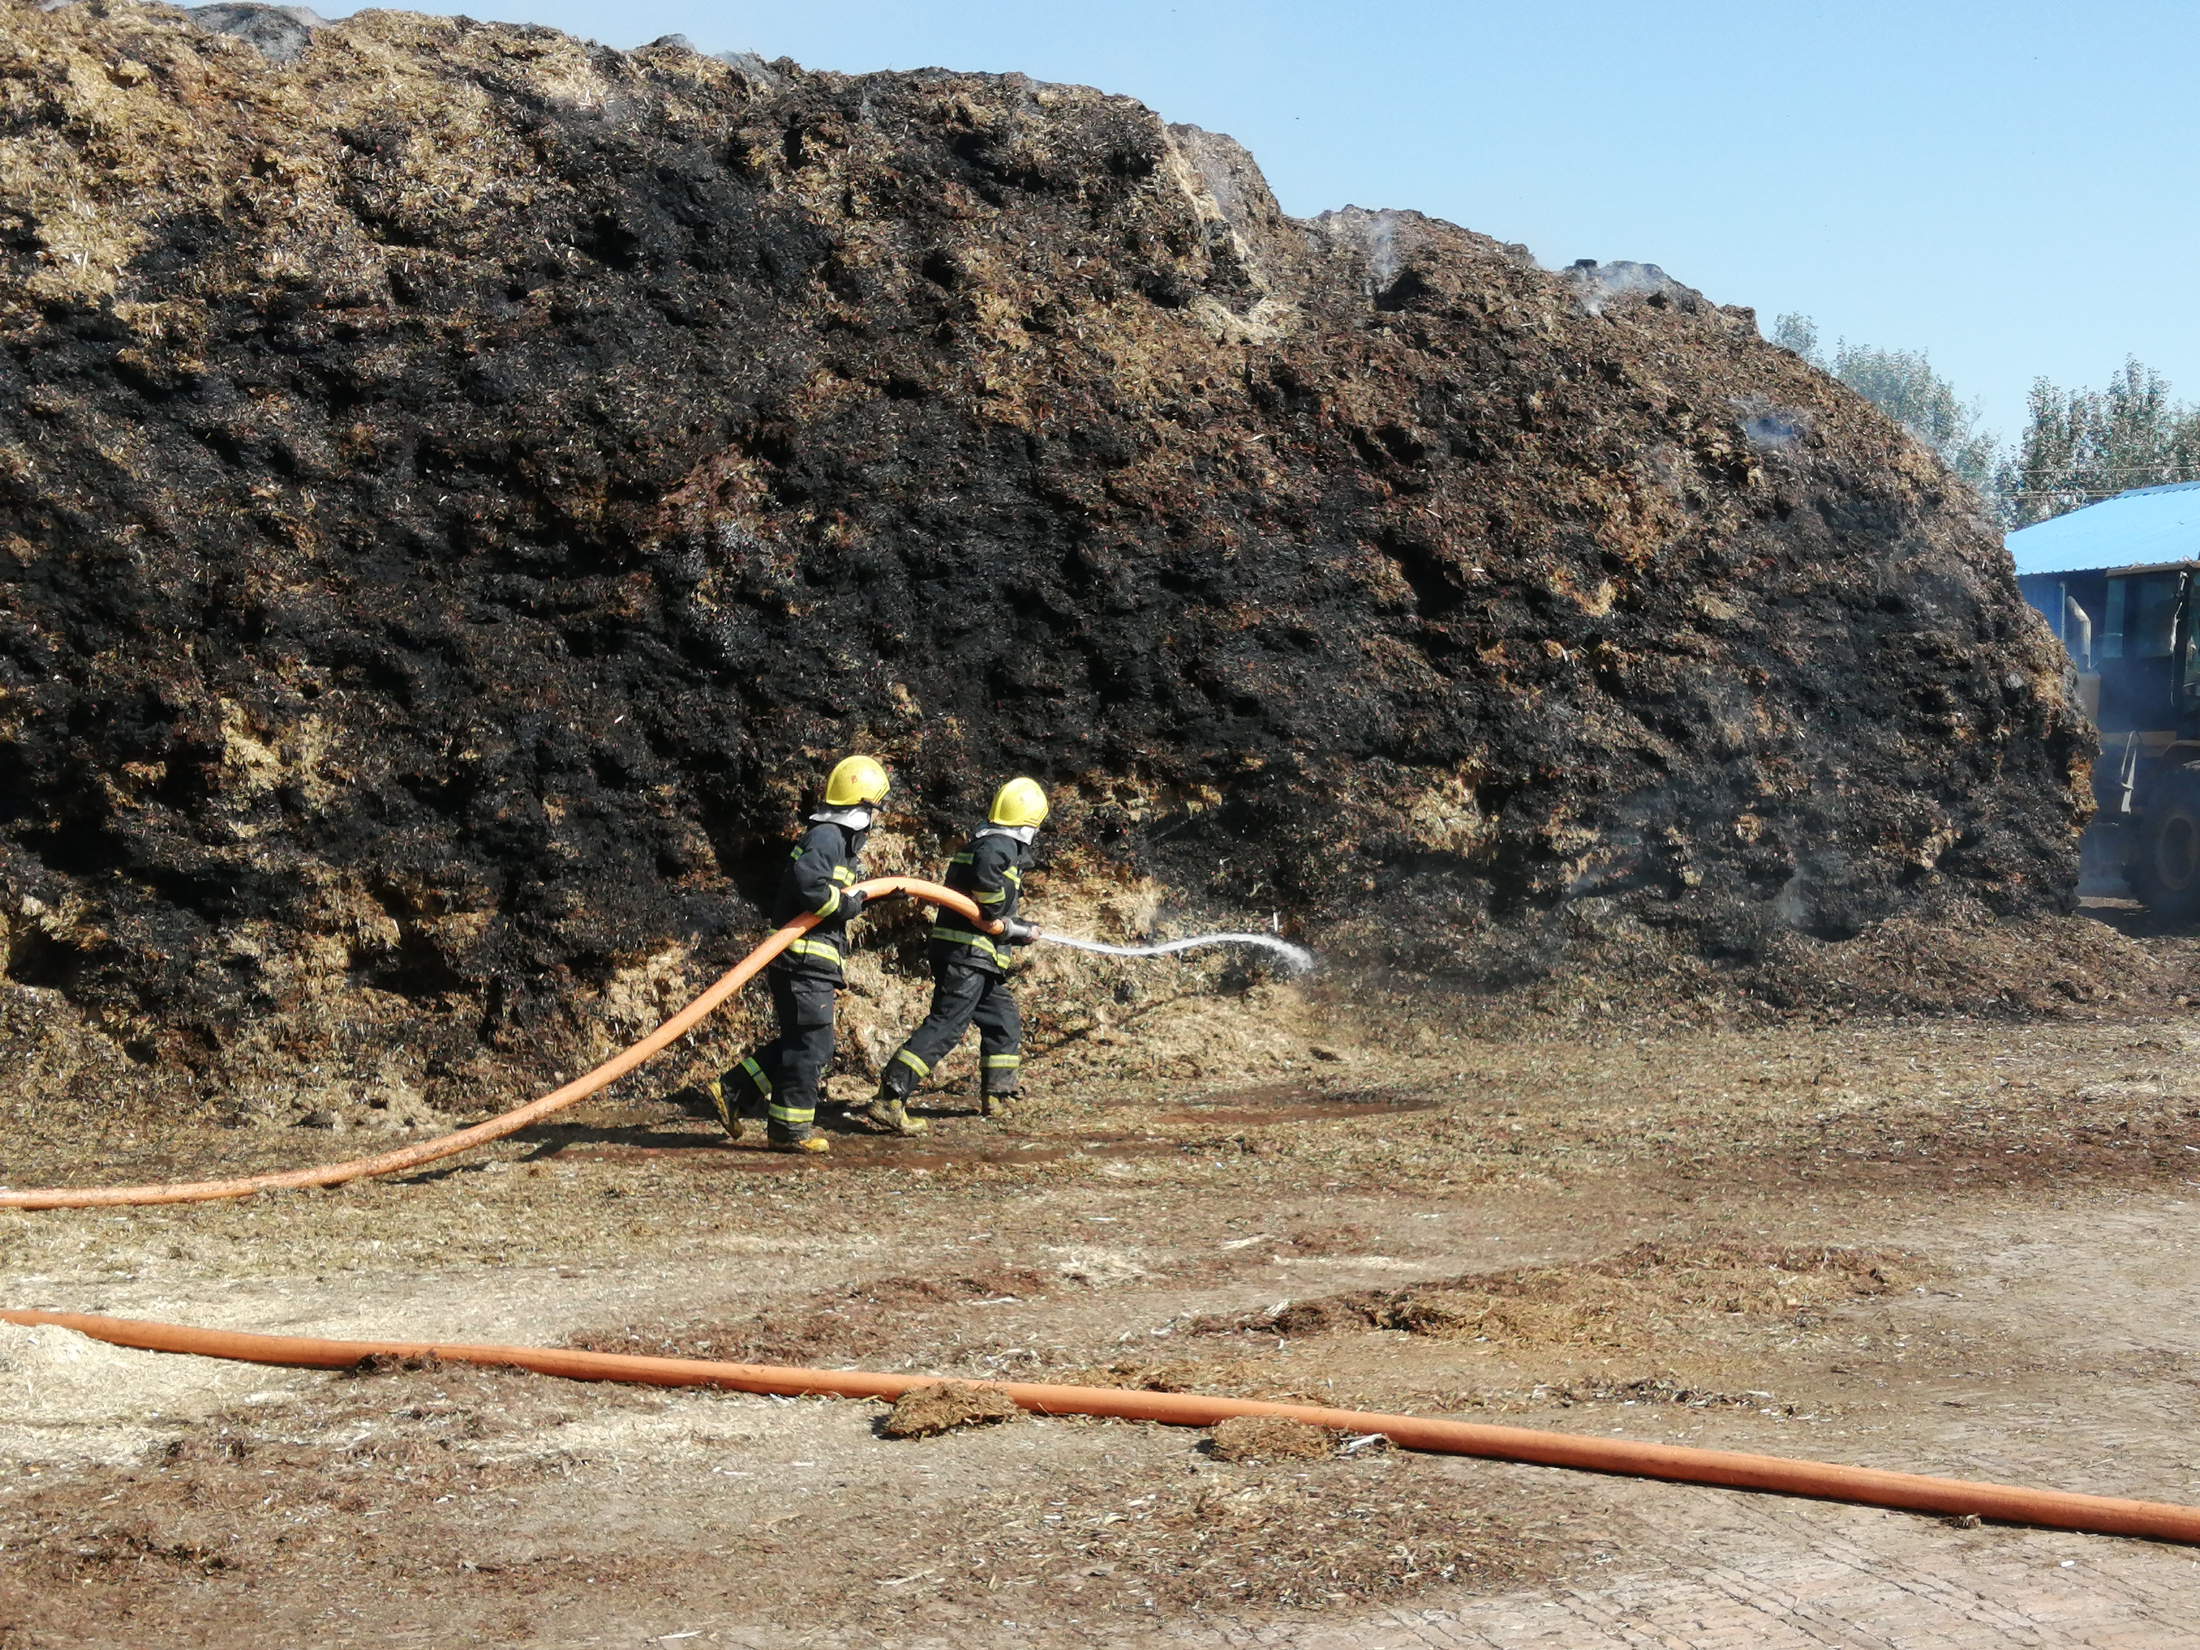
left=881, top=959, right=1022, bottom=1099
left=722, top=970, right=836, bottom=1141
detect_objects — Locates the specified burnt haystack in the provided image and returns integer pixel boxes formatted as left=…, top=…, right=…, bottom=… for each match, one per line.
left=0, top=3, right=2088, bottom=1096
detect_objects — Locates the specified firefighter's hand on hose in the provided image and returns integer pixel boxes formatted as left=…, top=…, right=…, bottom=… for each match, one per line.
left=1002, top=917, right=1041, bottom=945
left=837, top=887, right=867, bottom=918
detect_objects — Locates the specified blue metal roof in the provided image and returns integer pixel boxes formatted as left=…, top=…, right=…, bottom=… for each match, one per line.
left=2007, top=481, right=2200, bottom=576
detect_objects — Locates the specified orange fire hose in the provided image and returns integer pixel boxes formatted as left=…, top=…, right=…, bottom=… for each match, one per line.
left=2, top=1308, right=2194, bottom=1544
left=9, top=889, right=2194, bottom=1549
left=0, top=878, right=981, bottom=1211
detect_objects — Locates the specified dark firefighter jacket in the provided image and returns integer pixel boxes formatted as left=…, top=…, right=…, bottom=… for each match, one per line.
left=770, top=820, right=865, bottom=982
left=929, top=827, right=1032, bottom=976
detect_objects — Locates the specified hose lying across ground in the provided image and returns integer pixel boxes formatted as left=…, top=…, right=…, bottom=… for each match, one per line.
left=0, top=881, right=1314, bottom=1211
left=4, top=912, right=2189, bottom=1547
left=0, top=877, right=975, bottom=1211
left=4, top=1308, right=2196, bottom=1546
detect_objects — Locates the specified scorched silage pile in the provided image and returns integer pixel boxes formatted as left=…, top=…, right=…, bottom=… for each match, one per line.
left=0, top=2, right=2096, bottom=1116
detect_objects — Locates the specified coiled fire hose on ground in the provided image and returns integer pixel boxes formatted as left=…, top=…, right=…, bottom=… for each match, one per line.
left=1, top=1309, right=2196, bottom=1545
left=0, top=880, right=1312, bottom=1211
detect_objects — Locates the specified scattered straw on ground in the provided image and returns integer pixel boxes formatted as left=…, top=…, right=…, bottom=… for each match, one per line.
left=1205, top=1415, right=1337, bottom=1463
left=881, top=1381, right=1022, bottom=1438
left=0, top=1323, right=302, bottom=1466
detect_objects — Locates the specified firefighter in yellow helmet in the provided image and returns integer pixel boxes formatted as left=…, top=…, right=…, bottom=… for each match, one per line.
left=853, top=777, right=1048, bottom=1134
left=709, top=756, right=888, bottom=1152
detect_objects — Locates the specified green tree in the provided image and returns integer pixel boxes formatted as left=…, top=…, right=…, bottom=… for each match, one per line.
left=1770, top=312, right=1822, bottom=363
left=1998, top=358, right=2200, bottom=525
left=1769, top=313, right=1999, bottom=496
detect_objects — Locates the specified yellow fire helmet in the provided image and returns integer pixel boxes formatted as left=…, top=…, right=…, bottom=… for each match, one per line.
left=989, top=776, right=1049, bottom=829
left=824, top=754, right=891, bottom=809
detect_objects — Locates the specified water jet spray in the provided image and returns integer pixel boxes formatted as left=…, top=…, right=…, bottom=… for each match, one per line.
left=1029, top=928, right=1314, bottom=974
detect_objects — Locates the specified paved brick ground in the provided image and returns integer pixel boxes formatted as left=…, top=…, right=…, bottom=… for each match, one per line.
left=1159, top=1473, right=2200, bottom=1649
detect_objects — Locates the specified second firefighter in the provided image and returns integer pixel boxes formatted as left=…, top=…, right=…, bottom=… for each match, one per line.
left=710, top=755, right=890, bottom=1153
left=853, top=777, right=1048, bottom=1134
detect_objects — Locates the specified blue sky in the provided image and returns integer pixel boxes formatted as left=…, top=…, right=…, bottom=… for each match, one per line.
left=339, top=0, right=2196, bottom=446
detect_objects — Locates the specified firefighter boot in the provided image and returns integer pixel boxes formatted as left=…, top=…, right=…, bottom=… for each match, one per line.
left=847, top=1093, right=929, bottom=1136
left=981, top=1088, right=1018, bottom=1120
left=768, top=1134, right=830, bottom=1154
left=703, top=1079, right=745, bottom=1142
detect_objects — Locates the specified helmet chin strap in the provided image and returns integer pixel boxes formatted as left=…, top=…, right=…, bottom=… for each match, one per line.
left=811, top=806, right=876, bottom=830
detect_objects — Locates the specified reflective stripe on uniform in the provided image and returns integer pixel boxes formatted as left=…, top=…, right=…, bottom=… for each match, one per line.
left=831, top=865, right=856, bottom=884
left=893, top=1049, right=930, bottom=1077
left=767, top=1102, right=815, bottom=1127
left=739, top=1056, right=773, bottom=1095
left=786, top=937, right=843, bottom=963
left=983, top=1054, right=1022, bottom=1069
left=1003, top=866, right=1022, bottom=884
left=814, top=885, right=841, bottom=918
left=975, top=887, right=1007, bottom=904
left=931, top=930, right=1005, bottom=965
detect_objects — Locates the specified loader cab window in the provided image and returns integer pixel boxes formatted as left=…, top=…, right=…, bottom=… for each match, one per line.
left=2104, top=573, right=2185, bottom=660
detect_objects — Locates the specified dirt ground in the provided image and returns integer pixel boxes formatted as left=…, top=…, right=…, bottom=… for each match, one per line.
left=8, top=915, right=2200, bottom=1647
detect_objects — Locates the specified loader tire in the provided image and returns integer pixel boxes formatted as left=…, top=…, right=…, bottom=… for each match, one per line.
left=2132, top=767, right=2200, bottom=920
